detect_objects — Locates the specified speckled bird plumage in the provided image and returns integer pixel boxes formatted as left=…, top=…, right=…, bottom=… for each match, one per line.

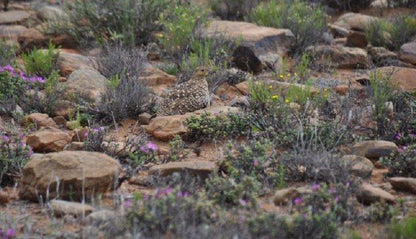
left=158, top=67, right=210, bottom=116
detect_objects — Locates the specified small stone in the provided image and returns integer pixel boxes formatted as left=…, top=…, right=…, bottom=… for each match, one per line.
left=148, top=161, right=216, bottom=179
left=53, top=116, right=67, bottom=126
left=49, top=200, right=94, bottom=217
left=26, top=113, right=57, bottom=129
left=400, top=42, right=416, bottom=65
left=138, top=113, right=152, bottom=125
left=26, top=128, right=72, bottom=152
left=0, top=190, right=9, bottom=205
left=68, top=142, right=85, bottom=151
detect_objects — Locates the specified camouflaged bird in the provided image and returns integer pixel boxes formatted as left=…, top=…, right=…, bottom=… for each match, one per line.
left=158, top=66, right=210, bottom=116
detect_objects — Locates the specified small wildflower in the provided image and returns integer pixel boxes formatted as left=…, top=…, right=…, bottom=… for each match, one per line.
left=324, top=88, right=328, bottom=92
left=19, top=133, right=25, bottom=140
left=410, top=133, right=415, bottom=139
left=346, top=182, right=350, bottom=187
left=140, top=146, right=149, bottom=153
left=1, top=135, right=9, bottom=142
left=271, top=95, right=278, bottom=100
left=328, top=188, right=336, bottom=194
left=164, top=187, right=173, bottom=195
left=312, top=183, right=320, bottom=190
left=268, top=85, right=273, bottom=89
left=3, top=65, right=14, bottom=72
left=293, top=197, right=302, bottom=205
left=177, top=191, right=184, bottom=198
left=285, top=98, right=290, bottom=104
left=287, top=73, right=291, bottom=77
left=123, top=200, right=131, bottom=208
left=239, top=198, right=247, bottom=206
left=147, top=142, right=157, bottom=151
left=395, top=133, right=402, bottom=140
left=84, top=132, right=89, bottom=138
left=253, top=159, right=259, bottom=166
left=6, top=228, right=15, bottom=238
left=334, top=196, right=339, bottom=202
left=279, top=74, right=284, bottom=79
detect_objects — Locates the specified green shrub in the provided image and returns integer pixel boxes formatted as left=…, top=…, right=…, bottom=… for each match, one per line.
left=184, top=112, right=250, bottom=141
left=381, top=144, right=416, bottom=177
left=53, top=0, right=171, bottom=47
left=205, top=175, right=260, bottom=207
left=0, top=133, right=33, bottom=186
left=22, top=42, right=59, bottom=78
left=0, top=39, right=16, bottom=66
left=388, top=216, right=416, bottom=239
left=249, top=0, right=328, bottom=55
left=159, top=3, right=206, bottom=57
left=365, top=15, right=416, bottom=51
left=307, top=0, right=372, bottom=11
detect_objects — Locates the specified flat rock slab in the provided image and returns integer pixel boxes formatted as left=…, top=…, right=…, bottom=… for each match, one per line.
left=357, top=183, right=395, bottom=205
left=58, top=51, right=96, bottom=76
left=305, top=45, right=370, bottom=69
left=333, top=13, right=378, bottom=31
left=389, top=177, right=416, bottom=194
left=0, top=25, right=27, bottom=39
left=50, top=199, right=94, bottom=217
left=0, top=10, right=31, bottom=24
left=19, top=151, right=122, bottom=202
left=202, top=20, right=294, bottom=73
left=26, top=113, right=58, bottom=129
left=351, top=140, right=398, bottom=160
left=148, top=161, right=216, bottom=178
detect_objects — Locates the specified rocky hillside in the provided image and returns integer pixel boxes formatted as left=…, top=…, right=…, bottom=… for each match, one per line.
left=0, top=0, right=416, bottom=238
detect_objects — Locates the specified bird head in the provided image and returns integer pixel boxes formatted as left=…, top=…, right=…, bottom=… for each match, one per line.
left=193, top=66, right=210, bottom=78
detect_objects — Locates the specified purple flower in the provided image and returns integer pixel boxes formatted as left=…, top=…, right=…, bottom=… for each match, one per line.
left=328, top=188, right=336, bottom=194
left=147, top=142, right=157, bottom=151
left=1, top=135, right=9, bottom=142
left=346, top=182, right=350, bottom=187
left=164, top=187, right=173, bottom=195
left=183, top=192, right=189, bottom=197
left=139, top=146, right=149, bottom=153
left=6, top=228, right=15, bottom=238
left=239, top=198, right=247, bottom=206
left=398, top=146, right=407, bottom=153
left=395, top=133, right=402, bottom=140
left=253, top=159, right=259, bottom=166
left=19, top=133, right=25, bottom=140
left=334, top=196, right=339, bottom=202
left=84, top=132, right=89, bottom=138
left=3, top=65, right=14, bottom=72
left=19, top=142, right=26, bottom=147
left=312, top=183, right=320, bottom=191
left=123, top=200, right=131, bottom=208
left=410, top=133, right=416, bottom=139
left=177, top=191, right=184, bottom=198
left=293, top=197, right=302, bottom=205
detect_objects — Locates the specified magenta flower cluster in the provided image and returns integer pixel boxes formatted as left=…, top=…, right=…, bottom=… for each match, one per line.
left=140, top=142, right=157, bottom=154
left=0, top=65, right=45, bottom=83
left=0, top=228, right=15, bottom=239
left=154, top=187, right=189, bottom=199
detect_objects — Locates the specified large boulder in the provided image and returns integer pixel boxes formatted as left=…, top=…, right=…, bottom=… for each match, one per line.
left=342, top=155, right=374, bottom=178
left=19, top=151, right=122, bottom=202
left=0, top=10, right=31, bottom=24
left=64, top=67, right=107, bottom=105
left=58, top=51, right=96, bottom=76
left=26, top=128, right=72, bottom=153
left=400, top=42, right=416, bottom=65
left=333, top=13, right=378, bottom=31
left=351, top=140, right=398, bottom=160
left=201, top=20, right=295, bottom=73
left=357, top=183, right=395, bottom=205
left=374, top=67, right=416, bottom=92
left=306, top=45, right=370, bottom=69
left=36, top=6, right=68, bottom=21
left=389, top=177, right=416, bottom=194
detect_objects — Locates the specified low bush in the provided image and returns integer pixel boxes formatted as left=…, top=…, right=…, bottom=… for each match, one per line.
left=53, top=0, right=171, bottom=47
left=381, top=144, right=416, bottom=177
left=184, top=112, right=250, bottom=142
left=0, top=133, right=33, bottom=186
left=365, top=15, right=416, bottom=51
left=388, top=215, right=416, bottom=239
left=0, top=39, right=16, bottom=66
left=307, top=0, right=372, bottom=11
left=249, top=0, right=328, bottom=56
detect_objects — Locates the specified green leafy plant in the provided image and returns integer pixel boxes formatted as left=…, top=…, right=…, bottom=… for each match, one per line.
left=388, top=216, right=416, bottom=239
left=381, top=144, right=416, bottom=178
left=166, top=135, right=188, bottom=162
left=0, top=39, right=16, bottom=66
left=249, top=0, right=328, bottom=55
left=21, top=42, right=59, bottom=78
left=185, top=112, right=250, bottom=141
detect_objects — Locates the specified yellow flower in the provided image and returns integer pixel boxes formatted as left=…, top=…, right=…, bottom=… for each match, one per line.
left=271, top=95, right=278, bottom=100
left=294, top=73, right=298, bottom=76
left=268, top=85, right=273, bottom=89
left=279, top=74, right=284, bottom=79
left=324, top=88, right=328, bottom=92
left=287, top=73, right=291, bottom=77
left=285, top=98, right=290, bottom=103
